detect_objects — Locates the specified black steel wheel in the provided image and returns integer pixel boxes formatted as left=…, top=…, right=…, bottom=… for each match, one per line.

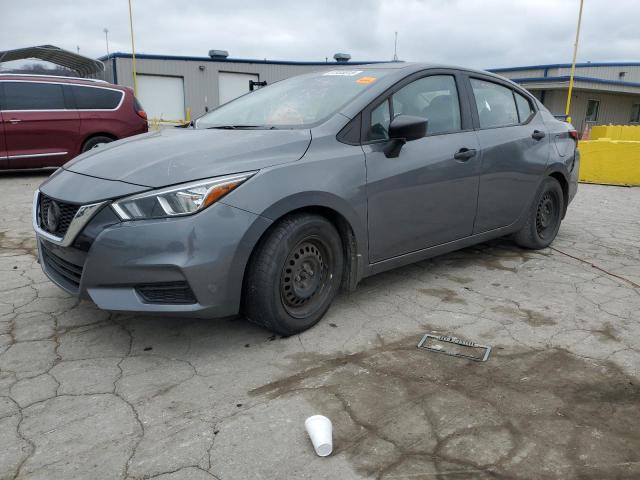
left=280, top=238, right=333, bottom=318
left=535, top=191, right=560, bottom=241
left=514, top=176, right=564, bottom=249
left=244, top=214, right=343, bottom=335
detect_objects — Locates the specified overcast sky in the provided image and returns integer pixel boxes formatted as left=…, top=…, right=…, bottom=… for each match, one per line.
left=1, top=0, right=636, bottom=69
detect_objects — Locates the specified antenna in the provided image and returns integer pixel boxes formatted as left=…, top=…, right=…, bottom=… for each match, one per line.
left=104, top=28, right=110, bottom=60
left=393, top=31, right=398, bottom=61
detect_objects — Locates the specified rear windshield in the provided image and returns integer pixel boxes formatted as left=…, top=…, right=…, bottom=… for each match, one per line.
left=196, top=69, right=391, bottom=129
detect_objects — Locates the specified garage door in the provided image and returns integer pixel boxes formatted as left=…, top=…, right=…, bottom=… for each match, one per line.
left=218, top=72, right=259, bottom=105
left=136, top=75, right=185, bottom=122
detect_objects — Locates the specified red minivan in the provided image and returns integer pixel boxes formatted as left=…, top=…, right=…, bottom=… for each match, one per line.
left=0, top=74, right=148, bottom=169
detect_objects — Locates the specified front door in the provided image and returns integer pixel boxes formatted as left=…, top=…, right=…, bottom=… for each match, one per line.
left=364, top=72, right=481, bottom=263
left=467, top=77, right=550, bottom=233
left=2, top=81, right=79, bottom=168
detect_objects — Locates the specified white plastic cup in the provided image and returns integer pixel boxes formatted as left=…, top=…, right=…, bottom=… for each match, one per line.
left=305, top=415, right=333, bottom=457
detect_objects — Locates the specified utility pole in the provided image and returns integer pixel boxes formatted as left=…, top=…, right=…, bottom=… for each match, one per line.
left=104, top=28, right=110, bottom=60
left=128, top=0, right=138, bottom=95
left=393, top=31, right=398, bottom=61
left=564, top=0, right=584, bottom=124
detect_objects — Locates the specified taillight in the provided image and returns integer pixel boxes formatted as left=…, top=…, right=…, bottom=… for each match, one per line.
left=133, top=97, right=147, bottom=120
left=568, top=130, right=578, bottom=141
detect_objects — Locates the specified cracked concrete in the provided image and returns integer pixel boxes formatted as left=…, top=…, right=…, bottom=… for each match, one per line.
left=0, top=172, right=638, bottom=479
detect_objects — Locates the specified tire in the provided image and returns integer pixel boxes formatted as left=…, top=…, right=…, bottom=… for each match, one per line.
left=513, top=177, right=564, bottom=249
left=243, top=213, right=344, bottom=335
left=82, top=136, right=114, bottom=152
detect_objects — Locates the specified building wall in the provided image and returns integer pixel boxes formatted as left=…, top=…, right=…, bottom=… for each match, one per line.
left=552, top=65, right=640, bottom=83
left=533, top=89, right=640, bottom=132
left=104, top=57, right=338, bottom=118
left=102, top=57, right=640, bottom=129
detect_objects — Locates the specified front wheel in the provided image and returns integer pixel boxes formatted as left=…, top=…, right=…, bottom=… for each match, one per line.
left=243, top=214, right=344, bottom=335
left=513, top=177, right=564, bottom=249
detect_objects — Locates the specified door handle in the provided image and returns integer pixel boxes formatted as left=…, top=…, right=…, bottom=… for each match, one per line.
left=8, top=119, right=21, bottom=124
left=453, top=148, right=477, bottom=161
left=532, top=130, right=546, bottom=140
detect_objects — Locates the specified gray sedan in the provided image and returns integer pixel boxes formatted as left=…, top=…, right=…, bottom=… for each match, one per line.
left=33, top=63, right=579, bottom=334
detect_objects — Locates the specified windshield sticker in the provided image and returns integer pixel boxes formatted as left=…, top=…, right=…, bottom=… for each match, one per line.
left=356, top=76, right=377, bottom=84
left=323, top=70, right=363, bottom=76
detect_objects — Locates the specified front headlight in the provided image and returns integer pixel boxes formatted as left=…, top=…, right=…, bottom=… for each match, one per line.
left=111, top=171, right=256, bottom=220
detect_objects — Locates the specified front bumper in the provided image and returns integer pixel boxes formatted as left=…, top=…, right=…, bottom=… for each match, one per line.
left=35, top=173, right=271, bottom=318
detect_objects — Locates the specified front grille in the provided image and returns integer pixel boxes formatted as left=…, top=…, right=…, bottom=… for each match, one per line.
left=41, top=243, right=84, bottom=289
left=136, top=282, right=197, bottom=305
left=39, top=194, right=81, bottom=238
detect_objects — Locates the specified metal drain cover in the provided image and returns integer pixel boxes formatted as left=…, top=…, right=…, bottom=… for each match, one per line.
left=417, top=334, right=491, bottom=362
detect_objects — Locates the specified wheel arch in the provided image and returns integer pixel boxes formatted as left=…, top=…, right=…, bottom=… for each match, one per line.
left=235, top=193, right=368, bottom=300
left=81, top=132, right=118, bottom=151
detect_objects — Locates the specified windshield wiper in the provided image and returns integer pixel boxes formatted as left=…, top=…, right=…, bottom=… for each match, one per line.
left=206, top=125, right=279, bottom=130
left=206, top=125, right=259, bottom=129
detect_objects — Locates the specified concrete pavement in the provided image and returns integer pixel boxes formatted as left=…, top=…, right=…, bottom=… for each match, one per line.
left=1, top=172, right=639, bottom=479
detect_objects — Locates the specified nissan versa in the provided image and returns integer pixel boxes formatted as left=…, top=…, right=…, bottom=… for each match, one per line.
left=33, top=63, right=579, bottom=335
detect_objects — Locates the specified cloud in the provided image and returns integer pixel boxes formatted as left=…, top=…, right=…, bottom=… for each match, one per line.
left=1, top=0, right=635, bottom=69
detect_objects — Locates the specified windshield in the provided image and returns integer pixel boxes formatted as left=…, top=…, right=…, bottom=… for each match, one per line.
left=196, top=69, right=391, bottom=129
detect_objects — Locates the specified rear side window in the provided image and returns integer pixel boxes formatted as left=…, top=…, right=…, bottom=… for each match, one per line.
left=514, top=92, right=535, bottom=122
left=2, top=82, right=66, bottom=110
left=68, top=85, right=123, bottom=109
left=470, top=78, right=519, bottom=128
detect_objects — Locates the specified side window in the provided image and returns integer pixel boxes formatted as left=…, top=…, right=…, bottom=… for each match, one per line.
left=392, top=75, right=461, bottom=135
left=368, top=99, right=391, bottom=141
left=470, top=78, right=519, bottom=128
left=69, top=86, right=123, bottom=110
left=2, top=82, right=66, bottom=110
left=514, top=92, right=535, bottom=123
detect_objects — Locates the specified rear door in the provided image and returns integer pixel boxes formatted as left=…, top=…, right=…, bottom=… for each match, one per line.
left=66, top=84, right=125, bottom=140
left=467, top=76, right=550, bottom=233
left=3, top=81, right=80, bottom=168
left=364, top=71, right=481, bottom=262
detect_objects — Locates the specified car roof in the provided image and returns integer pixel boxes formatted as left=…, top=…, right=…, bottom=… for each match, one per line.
left=332, top=62, right=532, bottom=122
left=332, top=62, right=518, bottom=83
left=0, top=73, right=125, bottom=89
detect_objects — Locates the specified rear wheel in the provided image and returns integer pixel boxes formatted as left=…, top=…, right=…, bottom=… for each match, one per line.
left=513, top=177, right=564, bottom=249
left=82, top=135, right=114, bottom=152
left=243, top=213, right=343, bottom=335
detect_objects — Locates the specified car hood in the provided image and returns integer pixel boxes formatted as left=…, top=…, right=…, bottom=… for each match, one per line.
left=64, top=127, right=312, bottom=188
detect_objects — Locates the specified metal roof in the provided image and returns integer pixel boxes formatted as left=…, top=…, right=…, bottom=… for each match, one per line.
left=489, top=61, right=640, bottom=72
left=0, top=45, right=104, bottom=76
left=510, top=75, right=640, bottom=89
left=102, top=52, right=396, bottom=66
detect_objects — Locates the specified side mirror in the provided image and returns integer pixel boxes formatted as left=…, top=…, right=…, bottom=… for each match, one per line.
left=384, top=115, right=428, bottom=158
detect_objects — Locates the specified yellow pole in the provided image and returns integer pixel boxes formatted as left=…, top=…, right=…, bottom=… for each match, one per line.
left=564, top=0, right=584, bottom=123
left=128, top=0, right=138, bottom=96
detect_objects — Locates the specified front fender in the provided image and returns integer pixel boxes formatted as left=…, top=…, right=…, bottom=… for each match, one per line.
left=221, top=136, right=369, bottom=284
